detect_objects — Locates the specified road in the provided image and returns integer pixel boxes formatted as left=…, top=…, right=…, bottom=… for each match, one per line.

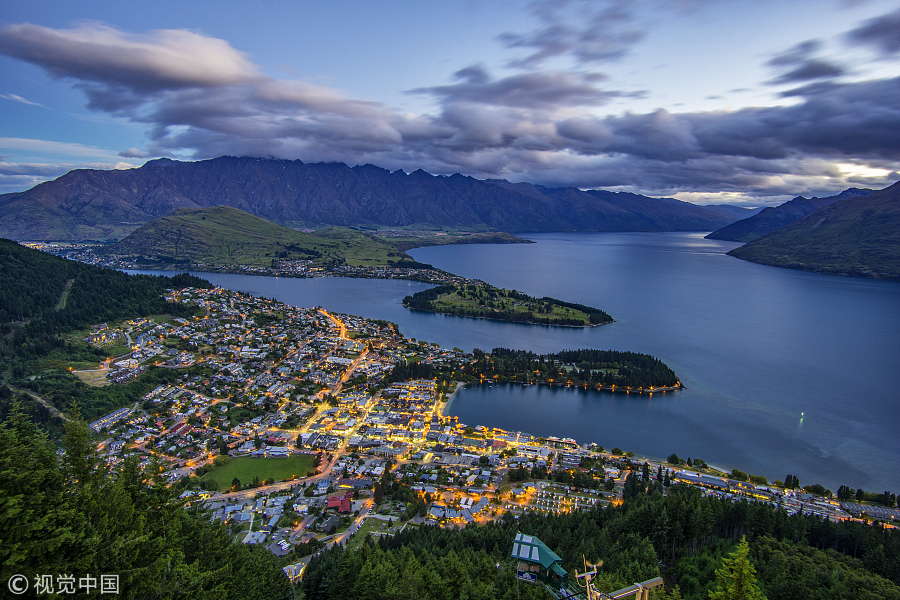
left=330, top=498, right=375, bottom=546
left=289, top=514, right=319, bottom=544
left=157, top=308, right=363, bottom=483
left=207, top=449, right=343, bottom=503
left=5, top=385, right=73, bottom=423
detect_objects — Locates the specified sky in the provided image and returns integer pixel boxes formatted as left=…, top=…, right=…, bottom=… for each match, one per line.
left=1, top=0, right=900, bottom=205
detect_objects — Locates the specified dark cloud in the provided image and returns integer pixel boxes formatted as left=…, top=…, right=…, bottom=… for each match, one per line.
left=767, top=40, right=822, bottom=67
left=845, top=8, right=900, bottom=55
left=497, top=0, right=644, bottom=68
left=547, top=76, right=900, bottom=193
left=766, top=40, right=845, bottom=84
left=769, top=59, right=845, bottom=84
left=119, top=147, right=148, bottom=158
left=410, top=66, right=626, bottom=108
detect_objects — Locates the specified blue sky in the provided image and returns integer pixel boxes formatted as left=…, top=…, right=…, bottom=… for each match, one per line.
left=2, top=0, right=899, bottom=205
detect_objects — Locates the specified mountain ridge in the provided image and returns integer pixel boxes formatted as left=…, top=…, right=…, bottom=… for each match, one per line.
left=706, top=188, right=874, bottom=243
left=0, top=156, right=735, bottom=241
left=727, top=181, right=900, bottom=280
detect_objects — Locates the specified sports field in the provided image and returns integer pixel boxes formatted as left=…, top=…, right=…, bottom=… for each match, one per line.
left=199, top=454, right=317, bottom=491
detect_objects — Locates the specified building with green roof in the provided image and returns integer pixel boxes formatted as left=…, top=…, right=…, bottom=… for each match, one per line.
left=511, top=533, right=569, bottom=591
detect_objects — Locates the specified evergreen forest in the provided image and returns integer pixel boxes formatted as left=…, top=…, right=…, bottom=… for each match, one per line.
left=303, top=482, right=900, bottom=600
left=0, top=405, right=292, bottom=599
left=386, top=347, right=680, bottom=390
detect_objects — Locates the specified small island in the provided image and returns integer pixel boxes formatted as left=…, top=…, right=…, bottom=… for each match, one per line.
left=402, top=283, right=612, bottom=327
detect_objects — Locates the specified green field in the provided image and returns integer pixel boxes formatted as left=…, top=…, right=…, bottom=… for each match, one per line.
left=199, top=455, right=317, bottom=491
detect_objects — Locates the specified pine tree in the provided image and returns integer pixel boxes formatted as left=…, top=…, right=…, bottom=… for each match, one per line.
left=708, top=536, right=766, bottom=600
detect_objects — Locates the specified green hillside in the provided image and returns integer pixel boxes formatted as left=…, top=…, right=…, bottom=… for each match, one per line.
left=101, top=206, right=425, bottom=268
left=728, top=181, right=900, bottom=280
left=0, top=239, right=210, bottom=427
left=0, top=237, right=207, bottom=328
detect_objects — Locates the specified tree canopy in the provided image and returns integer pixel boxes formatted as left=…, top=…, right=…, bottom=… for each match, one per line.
left=0, top=402, right=291, bottom=599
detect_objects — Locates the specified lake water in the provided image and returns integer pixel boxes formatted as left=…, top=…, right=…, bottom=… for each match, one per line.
left=130, top=232, right=900, bottom=492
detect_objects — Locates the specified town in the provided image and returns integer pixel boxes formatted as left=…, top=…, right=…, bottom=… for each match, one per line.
left=24, top=241, right=482, bottom=286
left=83, top=286, right=898, bottom=582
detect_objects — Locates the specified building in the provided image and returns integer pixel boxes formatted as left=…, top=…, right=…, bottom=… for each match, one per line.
left=510, top=533, right=569, bottom=592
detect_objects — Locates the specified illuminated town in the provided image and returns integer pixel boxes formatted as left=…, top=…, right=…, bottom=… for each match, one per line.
left=84, top=286, right=891, bottom=579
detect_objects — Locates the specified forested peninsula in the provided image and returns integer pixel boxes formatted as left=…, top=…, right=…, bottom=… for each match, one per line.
left=403, top=283, right=613, bottom=327
left=389, top=347, right=681, bottom=391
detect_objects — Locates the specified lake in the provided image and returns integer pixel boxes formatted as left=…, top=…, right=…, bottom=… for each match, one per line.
left=131, top=232, right=900, bottom=492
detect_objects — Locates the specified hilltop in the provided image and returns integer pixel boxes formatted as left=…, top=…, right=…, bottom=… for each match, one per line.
left=100, top=206, right=429, bottom=269
left=706, top=188, right=873, bottom=243
left=728, top=181, right=900, bottom=279
left=0, top=156, right=734, bottom=241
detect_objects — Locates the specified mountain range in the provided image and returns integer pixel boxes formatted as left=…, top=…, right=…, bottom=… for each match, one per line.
left=706, top=188, right=874, bottom=243
left=728, top=181, right=900, bottom=279
left=0, top=156, right=741, bottom=242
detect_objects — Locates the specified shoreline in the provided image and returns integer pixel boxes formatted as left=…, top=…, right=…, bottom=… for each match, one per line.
left=471, top=380, right=682, bottom=395
left=439, top=379, right=681, bottom=422
left=439, top=381, right=468, bottom=418
left=404, top=306, right=613, bottom=329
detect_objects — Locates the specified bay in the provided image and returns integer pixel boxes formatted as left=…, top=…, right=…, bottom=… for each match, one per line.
left=129, top=232, right=900, bottom=491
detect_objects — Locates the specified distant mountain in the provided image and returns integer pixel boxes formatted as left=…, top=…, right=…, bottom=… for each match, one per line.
left=706, top=188, right=873, bottom=243
left=101, top=206, right=422, bottom=268
left=700, top=204, right=765, bottom=221
left=727, top=181, right=900, bottom=280
left=0, top=156, right=734, bottom=242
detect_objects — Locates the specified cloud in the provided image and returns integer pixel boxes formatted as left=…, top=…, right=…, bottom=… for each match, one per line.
left=409, top=66, right=631, bottom=108
left=845, top=7, right=900, bottom=55
left=119, top=147, right=149, bottom=158
left=0, top=22, right=260, bottom=91
left=497, top=0, right=645, bottom=68
left=769, top=59, right=845, bottom=84
left=0, top=93, right=46, bottom=108
left=0, top=161, right=76, bottom=177
left=766, top=40, right=845, bottom=84
left=0, top=137, right=127, bottom=158
left=0, top=22, right=898, bottom=201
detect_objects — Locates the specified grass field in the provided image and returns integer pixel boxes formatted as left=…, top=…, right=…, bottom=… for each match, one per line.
left=104, top=344, right=132, bottom=358
left=74, top=370, right=110, bottom=387
left=199, top=455, right=317, bottom=491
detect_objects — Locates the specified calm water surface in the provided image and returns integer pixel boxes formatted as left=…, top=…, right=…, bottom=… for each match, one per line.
left=132, top=232, right=900, bottom=491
